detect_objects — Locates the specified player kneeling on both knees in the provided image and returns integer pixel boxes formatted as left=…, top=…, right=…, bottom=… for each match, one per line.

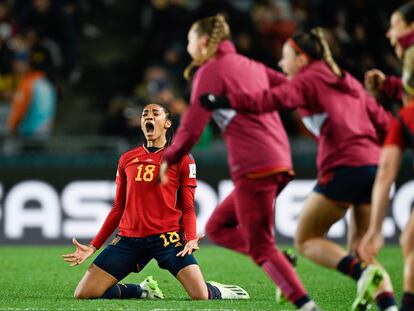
left=63, top=102, right=249, bottom=301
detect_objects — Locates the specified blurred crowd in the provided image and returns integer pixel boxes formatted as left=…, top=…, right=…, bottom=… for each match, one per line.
left=103, top=0, right=405, bottom=145
left=0, top=0, right=408, bottom=148
left=0, top=0, right=85, bottom=138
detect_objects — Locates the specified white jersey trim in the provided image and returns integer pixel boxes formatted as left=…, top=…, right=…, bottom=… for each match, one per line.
left=301, top=112, right=328, bottom=137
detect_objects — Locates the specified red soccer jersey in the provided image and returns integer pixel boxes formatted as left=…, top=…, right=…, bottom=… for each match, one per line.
left=91, top=145, right=197, bottom=249
left=384, top=101, right=414, bottom=150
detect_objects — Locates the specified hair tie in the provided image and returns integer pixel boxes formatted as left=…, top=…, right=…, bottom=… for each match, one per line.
left=288, top=38, right=311, bottom=61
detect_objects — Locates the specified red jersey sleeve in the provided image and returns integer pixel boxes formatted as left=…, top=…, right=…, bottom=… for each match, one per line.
left=178, top=154, right=197, bottom=241
left=179, top=186, right=197, bottom=241
left=90, top=157, right=127, bottom=249
left=383, top=117, right=405, bottom=150
left=179, top=154, right=197, bottom=187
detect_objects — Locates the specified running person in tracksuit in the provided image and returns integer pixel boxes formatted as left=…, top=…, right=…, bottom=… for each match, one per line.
left=359, top=69, right=414, bottom=311
left=159, top=14, right=320, bottom=311
left=359, top=3, right=414, bottom=308
left=62, top=102, right=249, bottom=301
left=200, top=28, right=398, bottom=311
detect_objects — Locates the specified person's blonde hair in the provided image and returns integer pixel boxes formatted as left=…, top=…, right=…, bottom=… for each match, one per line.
left=311, top=27, right=342, bottom=78
left=184, top=14, right=231, bottom=80
left=290, top=28, right=342, bottom=79
left=402, top=45, right=414, bottom=96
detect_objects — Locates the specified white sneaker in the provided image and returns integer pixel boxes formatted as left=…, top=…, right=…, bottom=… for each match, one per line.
left=208, top=281, right=250, bottom=299
left=351, top=265, right=384, bottom=311
left=299, top=300, right=322, bottom=311
left=139, top=276, right=165, bottom=299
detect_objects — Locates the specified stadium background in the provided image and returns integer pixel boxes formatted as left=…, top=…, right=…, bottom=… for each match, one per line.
left=0, top=0, right=413, bottom=246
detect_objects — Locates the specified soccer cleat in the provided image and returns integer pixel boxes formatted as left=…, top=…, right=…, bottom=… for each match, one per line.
left=139, top=276, right=165, bottom=299
left=299, top=300, right=322, bottom=311
left=275, top=249, right=298, bottom=304
left=351, top=265, right=384, bottom=311
left=208, top=281, right=249, bottom=299
left=283, top=249, right=298, bottom=266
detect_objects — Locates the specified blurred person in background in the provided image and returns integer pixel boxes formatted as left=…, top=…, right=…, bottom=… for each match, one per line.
left=6, top=47, right=56, bottom=138
left=365, top=1, right=414, bottom=109
left=0, top=0, right=17, bottom=104
left=16, top=0, right=79, bottom=80
left=62, top=102, right=249, bottom=301
left=251, top=0, right=296, bottom=61
left=159, top=14, right=320, bottom=311
left=100, top=96, right=141, bottom=139
left=200, top=28, right=398, bottom=311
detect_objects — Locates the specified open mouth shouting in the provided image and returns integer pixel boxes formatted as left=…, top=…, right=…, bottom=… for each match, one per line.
left=145, top=121, right=155, bottom=135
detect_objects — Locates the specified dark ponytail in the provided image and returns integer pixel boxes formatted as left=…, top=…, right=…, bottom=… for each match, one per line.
left=397, top=2, right=414, bottom=24
left=290, top=28, right=343, bottom=78
left=160, top=104, right=174, bottom=146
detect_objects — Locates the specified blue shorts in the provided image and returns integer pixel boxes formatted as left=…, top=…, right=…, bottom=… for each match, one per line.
left=93, top=232, right=197, bottom=281
left=313, top=165, right=377, bottom=204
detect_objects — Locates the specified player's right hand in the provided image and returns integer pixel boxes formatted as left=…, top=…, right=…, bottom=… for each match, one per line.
left=358, top=229, right=384, bottom=263
left=176, top=234, right=205, bottom=257
left=62, top=237, right=96, bottom=267
left=364, top=69, right=385, bottom=94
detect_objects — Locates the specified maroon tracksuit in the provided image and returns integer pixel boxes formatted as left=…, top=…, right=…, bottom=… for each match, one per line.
left=227, top=61, right=391, bottom=178
left=163, top=40, right=307, bottom=302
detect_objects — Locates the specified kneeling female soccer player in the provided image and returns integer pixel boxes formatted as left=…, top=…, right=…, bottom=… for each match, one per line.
left=62, top=102, right=249, bottom=301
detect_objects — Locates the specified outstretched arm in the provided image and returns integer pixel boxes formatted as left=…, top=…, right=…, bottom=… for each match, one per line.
left=179, top=185, right=197, bottom=242
left=62, top=237, right=96, bottom=266
left=200, top=77, right=308, bottom=113
left=382, top=75, right=403, bottom=102
left=365, top=69, right=403, bottom=102
left=89, top=180, right=126, bottom=249
left=62, top=177, right=126, bottom=266
left=365, top=94, right=392, bottom=141
left=358, top=145, right=402, bottom=262
left=177, top=186, right=204, bottom=257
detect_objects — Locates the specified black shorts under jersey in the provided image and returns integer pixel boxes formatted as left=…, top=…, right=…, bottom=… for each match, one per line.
left=93, top=232, right=197, bottom=281
left=313, top=165, right=377, bottom=204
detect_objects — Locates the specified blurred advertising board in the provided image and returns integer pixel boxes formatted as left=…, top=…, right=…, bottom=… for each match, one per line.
left=0, top=152, right=412, bottom=245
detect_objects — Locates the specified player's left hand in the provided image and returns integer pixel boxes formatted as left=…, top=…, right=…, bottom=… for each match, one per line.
left=159, top=161, right=169, bottom=185
left=176, top=234, right=205, bottom=257
left=358, top=229, right=384, bottom=263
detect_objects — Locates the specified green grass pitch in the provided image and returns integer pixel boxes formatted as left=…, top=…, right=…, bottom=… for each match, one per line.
left=0, top=245, right=403, bottom=310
